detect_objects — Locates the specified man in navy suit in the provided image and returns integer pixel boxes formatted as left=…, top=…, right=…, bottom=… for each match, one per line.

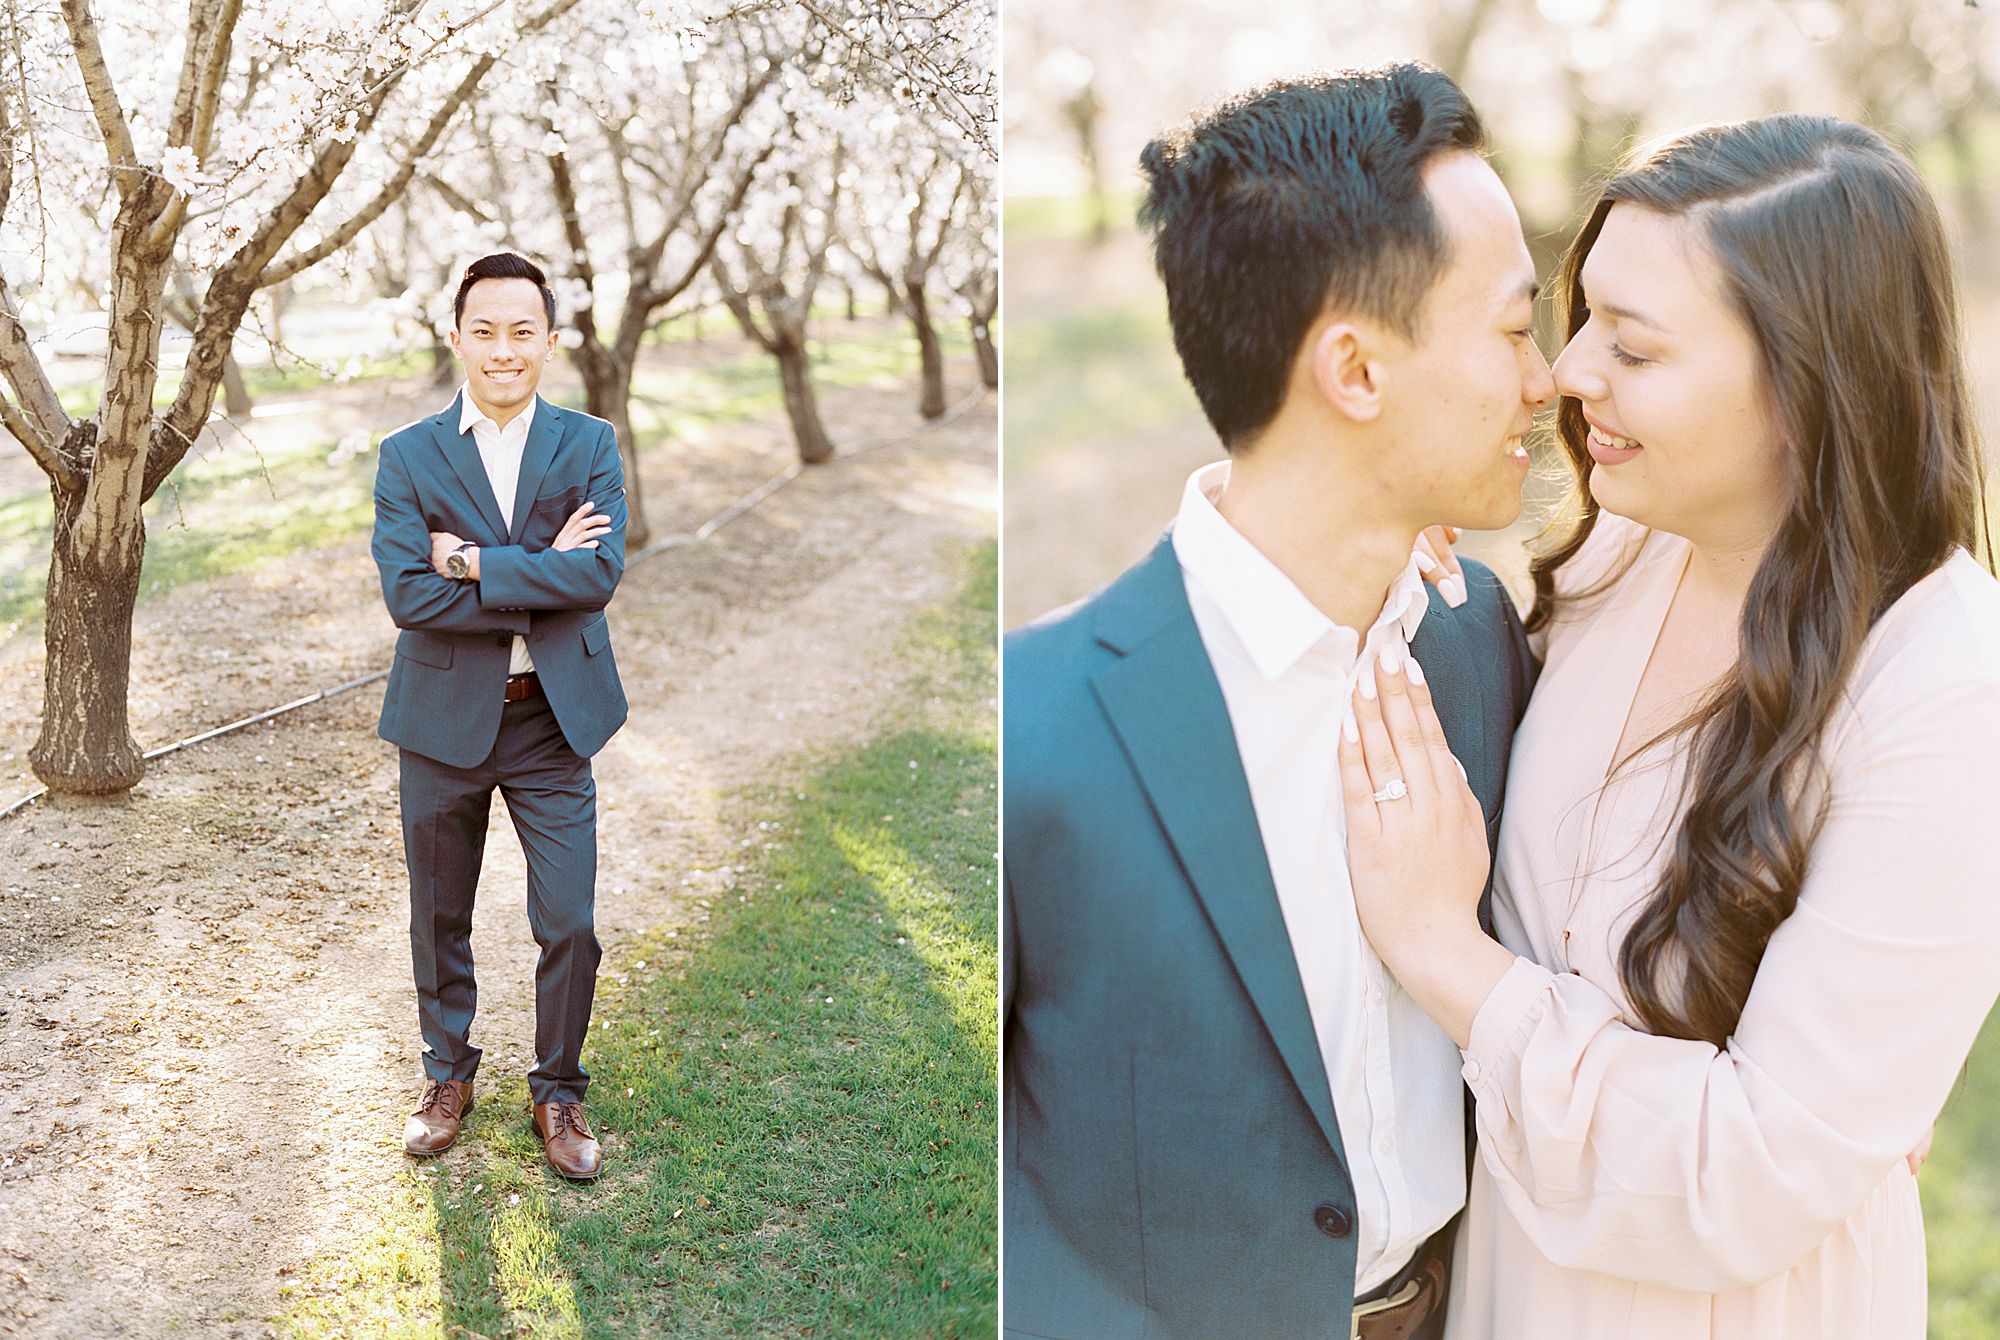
left=371, top=252, right=628, bottom=1181
left=1003, top=67, right=1551, bottom=1337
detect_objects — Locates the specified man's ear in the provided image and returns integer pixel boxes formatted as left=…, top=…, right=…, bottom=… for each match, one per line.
left=1308, top=320, right=1386, bottom=424
left=447, top=327, right=464, bottom=359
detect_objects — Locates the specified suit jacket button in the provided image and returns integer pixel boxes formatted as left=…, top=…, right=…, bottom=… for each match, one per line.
left=496, top=635, right=511, bottom=647
left=1314, top=1203, right=1352, bottom=1239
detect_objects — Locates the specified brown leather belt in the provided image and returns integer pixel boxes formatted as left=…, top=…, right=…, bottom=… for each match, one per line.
left=503, top=672, right=542, bottom=703
left=1352, top=1232, right=1450, bottom=1340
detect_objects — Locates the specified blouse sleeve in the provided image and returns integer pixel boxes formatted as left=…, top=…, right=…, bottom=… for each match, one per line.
left=1463, top=650, right=2000, bottom=1293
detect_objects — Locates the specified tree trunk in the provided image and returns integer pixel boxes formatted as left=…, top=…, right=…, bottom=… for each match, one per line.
left=906, top=279, right=947, bottom=420
left=577, top=349, right=651, bottom=549
left=970, top=317, right=997, bottom=390
left=221, top=350, right=252, bottom=417
left=775, top=335, right=835, bottom=464
left=842, top=279, right=857, bottom=322
left=428, top=334, right=456, bottom=390
left=31, top=479, right=147, bottom=794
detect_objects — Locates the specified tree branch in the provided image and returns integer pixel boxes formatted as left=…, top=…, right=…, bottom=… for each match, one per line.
left=711, top=253, right=778, bottom=354
left=59, top=0, right=144, bottom=199
left=421, top=171, right=495, bottom=225
left=164, top=0, right=224, bottom=151
left=257, top=54, right=495, bottom=288
left=148, top=0, right=583, bottom=498
left=187, top=0, right=243, bottom=158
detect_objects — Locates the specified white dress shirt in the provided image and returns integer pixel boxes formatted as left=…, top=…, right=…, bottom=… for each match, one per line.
left=459, top=387, right=537, bottom=676
left=1171, top=460, right=1467, bottom=1295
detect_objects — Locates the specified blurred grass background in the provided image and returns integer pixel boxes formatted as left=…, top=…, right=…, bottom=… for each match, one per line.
left=1002, top=2, right=2000, bottom=1332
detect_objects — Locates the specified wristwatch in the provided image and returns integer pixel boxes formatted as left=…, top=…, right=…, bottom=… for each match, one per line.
left=446, top=542, right=476, bottom=580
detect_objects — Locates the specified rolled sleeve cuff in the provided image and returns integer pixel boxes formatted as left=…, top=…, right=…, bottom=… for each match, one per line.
left=1464, top=954, right=1556, bottom=1081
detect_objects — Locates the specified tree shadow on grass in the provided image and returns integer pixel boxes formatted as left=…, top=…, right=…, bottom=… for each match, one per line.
left=556, top=713, right=998, bottom=1339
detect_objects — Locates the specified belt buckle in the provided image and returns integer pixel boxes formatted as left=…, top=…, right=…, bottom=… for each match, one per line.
left=1350, top=1277, right=1421, bottom=1340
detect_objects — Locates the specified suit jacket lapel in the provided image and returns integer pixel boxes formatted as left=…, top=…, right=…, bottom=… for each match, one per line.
left=508, top=398, right=563, bottom=542
left=1090, top=538, right=1347, bottom=1164
left=432, top=392, right=510, bottom=545
left=1408, top=587, right=1497, bottom=933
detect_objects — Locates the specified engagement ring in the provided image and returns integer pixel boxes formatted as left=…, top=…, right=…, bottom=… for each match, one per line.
left=1371, top=779, right=1409, bottom=804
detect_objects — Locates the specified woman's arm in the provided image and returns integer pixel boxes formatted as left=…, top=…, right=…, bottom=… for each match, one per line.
left=1341, top=655, right=2000, bottom=1293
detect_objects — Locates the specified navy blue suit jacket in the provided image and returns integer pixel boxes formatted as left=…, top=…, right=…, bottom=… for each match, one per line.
left=371, top=392, right=629, bottom=768
left=1002, top=535, right=1536, bottom=1340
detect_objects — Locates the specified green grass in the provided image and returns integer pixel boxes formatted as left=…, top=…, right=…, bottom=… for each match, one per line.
left=280, top=541, right=998, bottom=1339
left=1001, top=298, right=1194, bottom=472
left=1003, top=192, right=1142, bottom=242
left=57, top=349, right=439, bottom=420
left=0, top=324, right=972, bottom=633
left=1928, top=1012, right=2000, bottom=1338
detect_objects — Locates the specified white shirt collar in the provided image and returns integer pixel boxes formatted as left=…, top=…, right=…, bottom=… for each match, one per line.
left=458, top=386, right=537, bottom=441
left=1171, top=460, right=1429, bottom=681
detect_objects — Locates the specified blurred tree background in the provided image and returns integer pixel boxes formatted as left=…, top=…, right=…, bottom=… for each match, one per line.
left=1002, top=1, right=2000, bottom=1334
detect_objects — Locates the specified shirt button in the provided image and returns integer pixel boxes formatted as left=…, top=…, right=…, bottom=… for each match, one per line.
left=1376, top=1134, right=1395, bottom=1157
left=1464, top=1060, right=1483, bottom=1083
left=1313, top=1203, right=1353, bottom=1239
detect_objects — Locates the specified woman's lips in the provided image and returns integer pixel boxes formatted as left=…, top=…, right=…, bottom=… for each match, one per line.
left=1585, top=426, right=1643, bottom=466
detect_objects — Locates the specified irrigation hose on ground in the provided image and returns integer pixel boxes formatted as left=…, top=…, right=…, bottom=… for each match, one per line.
left=0, top=385, right=990, bottom=823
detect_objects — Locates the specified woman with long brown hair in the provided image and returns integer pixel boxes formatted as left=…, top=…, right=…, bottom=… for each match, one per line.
left=1337, top=114, right=2000, bottom=1336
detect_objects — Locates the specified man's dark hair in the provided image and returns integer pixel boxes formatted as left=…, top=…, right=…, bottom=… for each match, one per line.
left=453, top=251, right=557, bottom=329
left=1138, top=63, right=1486, bottom=450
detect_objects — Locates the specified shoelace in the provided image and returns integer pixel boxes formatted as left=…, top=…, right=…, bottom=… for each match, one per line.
left=550, top=1102, right=591, bottom=1139
left=417, top=1081, right=463, bottom=1120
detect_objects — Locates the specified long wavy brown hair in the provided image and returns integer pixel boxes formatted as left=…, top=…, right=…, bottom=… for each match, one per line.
left=1527, top=114, right=1990, bottom=1048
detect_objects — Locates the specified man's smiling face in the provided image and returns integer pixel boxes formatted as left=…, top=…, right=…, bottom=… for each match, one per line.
left=450, top=276, right=556, bottom=421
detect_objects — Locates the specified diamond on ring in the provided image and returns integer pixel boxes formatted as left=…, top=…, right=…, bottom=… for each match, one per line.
left=1371, top=779, right=1409, bottom=804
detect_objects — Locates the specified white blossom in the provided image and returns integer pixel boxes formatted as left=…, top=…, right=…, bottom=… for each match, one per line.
left=159, top=145, right=206, bottom=195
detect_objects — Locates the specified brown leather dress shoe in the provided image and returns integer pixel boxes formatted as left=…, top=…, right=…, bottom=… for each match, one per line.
left=403, top=1079, right=474, bottom=1156
left=531, top=1100, right=602, bottom=1181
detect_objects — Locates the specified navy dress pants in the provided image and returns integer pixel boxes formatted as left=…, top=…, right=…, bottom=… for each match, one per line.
left=399, top=693, right=601, bottom=1105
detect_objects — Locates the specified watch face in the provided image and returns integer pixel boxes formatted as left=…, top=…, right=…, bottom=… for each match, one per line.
left=448, top=552, right=469, bottom=578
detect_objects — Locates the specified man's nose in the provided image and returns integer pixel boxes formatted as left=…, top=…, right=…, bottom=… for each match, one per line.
left=1525, top=347, right=1557, bottom=410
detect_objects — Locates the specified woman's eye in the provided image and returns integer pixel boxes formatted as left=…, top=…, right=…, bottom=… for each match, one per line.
left=1610, top=345, right=1649, bottom=368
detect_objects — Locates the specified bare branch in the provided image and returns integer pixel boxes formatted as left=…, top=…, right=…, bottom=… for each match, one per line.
left=59, top=0, right=143, bottom=198
left=164, top=0, right=224, bottom=150
left=149, top=0, right=583, bottom=496
left=0, top=266, right=73, bottom=464
left=711, top=254, right=778, bottom=354
left=546, top=138, right=602, bottom=352
left=421, top=171, right=495, bottom=225
left=258, top=53, right=495, bottom=287
left=189, top=0, right=244, bottom=157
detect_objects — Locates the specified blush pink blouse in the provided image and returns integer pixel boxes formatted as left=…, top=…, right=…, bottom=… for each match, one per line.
left=1447, top=512, right=2000, bottom=1339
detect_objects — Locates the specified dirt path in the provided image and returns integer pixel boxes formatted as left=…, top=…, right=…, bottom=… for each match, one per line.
left=0, top=377, right=996, bottom=1338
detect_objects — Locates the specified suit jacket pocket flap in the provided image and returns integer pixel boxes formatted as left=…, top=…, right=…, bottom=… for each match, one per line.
left=582, top=617, right=610, bottom=656
left=531, top=484, right=587, bottom=518
left=397, top=631, right=454, bottom=669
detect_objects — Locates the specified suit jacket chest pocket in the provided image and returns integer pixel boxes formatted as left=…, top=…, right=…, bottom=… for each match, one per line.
left=525, top=484, right=587, bottom=546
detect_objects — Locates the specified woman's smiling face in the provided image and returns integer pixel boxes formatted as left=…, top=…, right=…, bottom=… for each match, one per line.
left=1552, top=202, right=1792, bottom=556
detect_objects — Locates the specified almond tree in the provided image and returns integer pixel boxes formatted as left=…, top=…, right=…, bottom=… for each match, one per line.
left=0, top=0, right=592, bottom=795
left=950, top=166, right=996, bottom=390
left=844, top=122, right=975, bottom=419
left=709, top=119, right=848, bottom=464
left=523, top=13, right=786, bottom=547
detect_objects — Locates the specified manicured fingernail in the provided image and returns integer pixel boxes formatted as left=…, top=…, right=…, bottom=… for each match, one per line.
left=1359, top=670, right=1378, bottom=701
left=1441, top=574, right=1467, bottom=608
left=1380, top=646, right=1402, bottom=676
left=1415, top=550, right=1440, bottom=574
left=1342, top=711, right=1359, bottom=743
left=1406, top=657, right=1425, bottom=686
